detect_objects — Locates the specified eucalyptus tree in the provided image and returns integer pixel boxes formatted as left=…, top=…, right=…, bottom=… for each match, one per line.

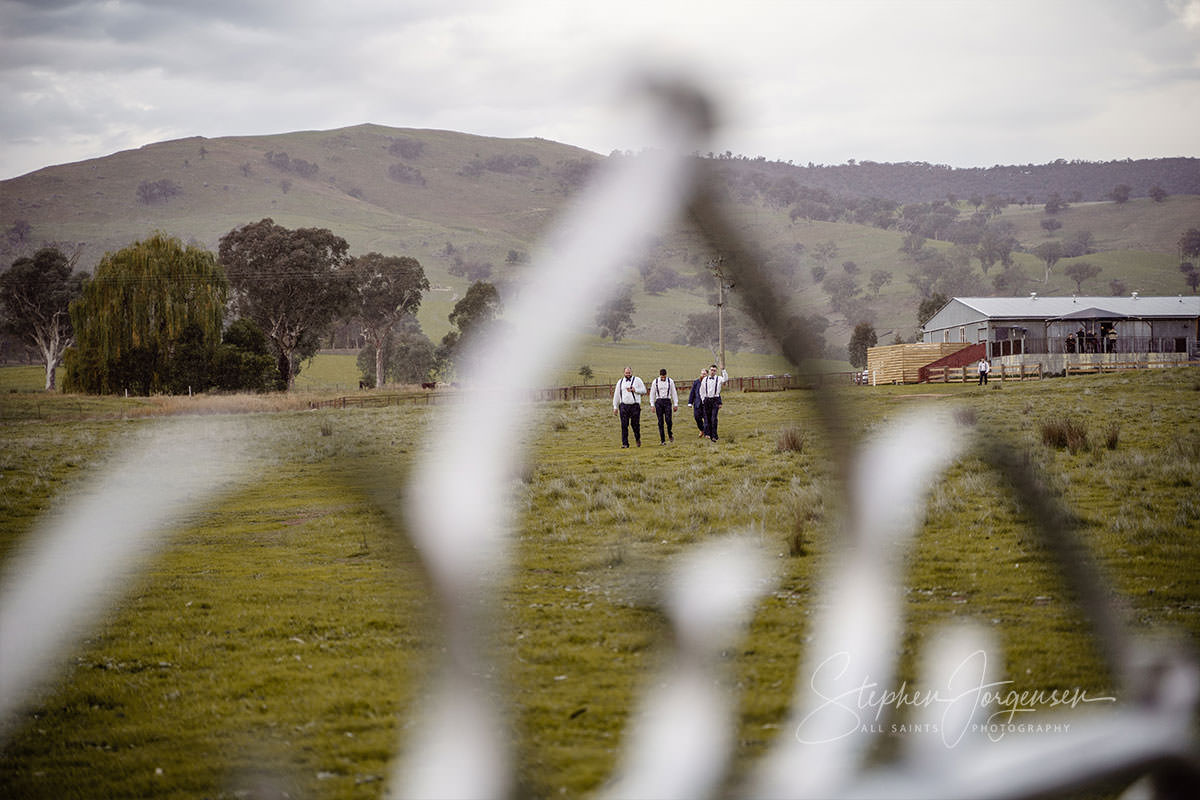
left=218, top=218, right=353, bottom=390
left=1063, top=261, right=1102, bottom=294
left=847, top=321, right=877, bottom=369
left=594, top=283, right=635, bottom=343
left=63, top=233, right=227, bottom=394
left=348, top=252, right=429, bottom=388
left=436, top=280, right=503, bottom=379
left=0, top=247, right=86, bottom=390
left=1179, top=228, right=1200, bottom=262
left=1033, top=240, right=1065, bottom=283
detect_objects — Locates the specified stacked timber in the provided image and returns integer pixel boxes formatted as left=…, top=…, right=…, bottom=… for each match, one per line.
left=866, top=343, right=971, bottom=384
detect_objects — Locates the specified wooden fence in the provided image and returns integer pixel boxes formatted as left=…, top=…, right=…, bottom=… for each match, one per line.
left=1064, top=359, right=1200, bottom=376
left=925, top=363, right=1043, bottom=383
left=307, top=373, right=864, bottom=410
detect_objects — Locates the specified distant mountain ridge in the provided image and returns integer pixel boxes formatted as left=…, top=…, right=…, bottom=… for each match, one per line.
left=729, top=157, right=1200, bottom=204
left=1, top=123, right=1196, bottom=354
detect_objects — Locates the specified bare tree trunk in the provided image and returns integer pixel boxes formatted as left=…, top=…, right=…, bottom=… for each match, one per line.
left=374, top=342, right=385, bottom=389
left=278, top=349, right=294, bottom=391
left=35, top=328, right=66, bottom=391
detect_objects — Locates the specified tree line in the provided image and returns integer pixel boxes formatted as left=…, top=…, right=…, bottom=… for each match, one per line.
left=0, top=220, right=503, bottom=394
left=705, top=155, right=1200, bottom=206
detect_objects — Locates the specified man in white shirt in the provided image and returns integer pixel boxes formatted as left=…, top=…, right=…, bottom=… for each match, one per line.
left=698, top=363, right=728, bottom=441
left=977, top=357, right=990, bottom=386
left=612, top=366, right=647, bottom=448
left=648, top=368, right=679, bottom=444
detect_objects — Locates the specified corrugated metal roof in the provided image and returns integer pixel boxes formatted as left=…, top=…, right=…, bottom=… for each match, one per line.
left=938, top=295, right=1200, bottom=322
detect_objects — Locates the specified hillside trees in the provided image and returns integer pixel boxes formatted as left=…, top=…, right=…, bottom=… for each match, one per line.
left=1044, top=193, right=1068, bottom=215
left=868, top=269, right=893, bottom=296
left=5, top=219, right=32, bottom=245
left=904, top=245, right=982, bottom=299
left=63, top=233, right=227, bottom=395
left=1063, top=261, right=1102, bottom=293
left=1033, top=240, right=1065, bottom=283
left=436, top=280, right=502, bottom=379
left=264, top=151, right=318, bottom=178
left=219, top=219, right=354, bottom=390
left=356, top=314, right=436, bottom=386
left=136, top=179, right=182, bottom=205
left=917, top=293, right=949, bottom=327
left=975, top=225, right=1016, bottom=274
left=211, top=319, right=276, bottom=392
left=847, top=322, right=877, bottom=369
left=348, top=252, right=429, bottom=389
left=1, top=247, right=86, bottom=390
left=595, top=284, right=636, bottom=342
left=684, top=310, right=745, bottom=355
left=992, top=263, right=1032, bottom=294
left=1180, top=228, right=1200, bottom=262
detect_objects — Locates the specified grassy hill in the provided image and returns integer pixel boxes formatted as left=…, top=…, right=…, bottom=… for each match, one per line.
left=2, top=125, right=1197, bottom=359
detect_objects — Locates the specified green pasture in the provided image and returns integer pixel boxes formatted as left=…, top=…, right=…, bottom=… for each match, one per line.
left=1, top=369, right=1199, bottom=798
left=291, top=340, right=840, bottom=394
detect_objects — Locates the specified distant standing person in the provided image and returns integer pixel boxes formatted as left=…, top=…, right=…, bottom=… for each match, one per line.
left=648, top=368, right=679, bottom=444
left=612, top=366, right=646, bottom=448
left=699, top=364, right=728, bottom=441
left=978, top=357, right=990, bottom=385
left=687, top=368, right=708, bottom=438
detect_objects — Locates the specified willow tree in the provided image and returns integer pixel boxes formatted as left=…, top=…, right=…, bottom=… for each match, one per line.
left=63, top=233, right=227, bottom=394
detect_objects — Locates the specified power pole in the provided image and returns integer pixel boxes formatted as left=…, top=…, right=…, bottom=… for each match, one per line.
left=709, top=255, right=734, bottom=370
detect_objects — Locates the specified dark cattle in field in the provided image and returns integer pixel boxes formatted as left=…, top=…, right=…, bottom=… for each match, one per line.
left=421, top=382, right=436, bottom=390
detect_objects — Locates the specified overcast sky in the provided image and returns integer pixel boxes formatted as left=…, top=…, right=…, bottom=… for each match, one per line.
left=2, top=0, right=1198, bottom=181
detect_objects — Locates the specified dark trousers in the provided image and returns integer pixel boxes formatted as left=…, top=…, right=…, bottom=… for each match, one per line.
left=693, top=405, right=706, bottom=434
left=702, top=397, right=721, bottom=440
left=654, top=399, right=673, bottom=442
left=978, top=370, right=988, bottom=385
left=618, top=402, right=641, bottom=446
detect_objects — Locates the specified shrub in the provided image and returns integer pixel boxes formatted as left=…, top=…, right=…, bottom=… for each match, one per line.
left=1040, top=417, right=1089, bottom=454
left=777, top=426, right=805, bottom=453
left=787, top=521, right=807, bottom=557
left=136, top=178, right=181, bottom=204
left=954, top=406, right=978, bottom=427
left=387, top=136, right=424, bottom=159
left=1104, top=422, right=1121, bottom=450
left=387, top=163, right=426, bottom=185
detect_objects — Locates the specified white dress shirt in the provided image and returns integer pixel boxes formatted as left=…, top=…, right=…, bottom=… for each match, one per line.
left=613, top=376, right=647, bottom=408
left=648, top=376, right=679, bottom=406
left=698, top=369, right=728, bottom=401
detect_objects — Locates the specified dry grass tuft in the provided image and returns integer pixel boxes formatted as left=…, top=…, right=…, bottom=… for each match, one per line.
left=954, top=406, right=978, bottom=427
left=1040, top=417, right=1090, bottom=454
left=776, top=426, right=806, bottom=453
left=1103, top=421, right=1120, bottom=450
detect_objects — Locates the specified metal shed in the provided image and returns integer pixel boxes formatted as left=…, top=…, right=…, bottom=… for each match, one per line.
left=920, top=294, right=1200, bottom=372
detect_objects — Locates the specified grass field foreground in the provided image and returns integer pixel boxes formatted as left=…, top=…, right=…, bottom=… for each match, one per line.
left=1, top=368, right=1199, bottom=798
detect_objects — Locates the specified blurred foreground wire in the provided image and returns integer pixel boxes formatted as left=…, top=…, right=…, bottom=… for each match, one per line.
left=1, top=74, right=1196, bottom=800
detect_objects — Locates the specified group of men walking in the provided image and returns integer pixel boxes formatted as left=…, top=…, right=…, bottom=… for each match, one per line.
left=612, top=364, right=728, bottom=448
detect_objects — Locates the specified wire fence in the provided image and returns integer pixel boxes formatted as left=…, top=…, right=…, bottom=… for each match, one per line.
left=305, top=373, right=864, bottom=410
left=2, top=76, right=1197, bottom=800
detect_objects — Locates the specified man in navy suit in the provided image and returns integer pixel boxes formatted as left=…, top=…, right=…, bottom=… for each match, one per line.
left=687, top=367, right=708, bottom=438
